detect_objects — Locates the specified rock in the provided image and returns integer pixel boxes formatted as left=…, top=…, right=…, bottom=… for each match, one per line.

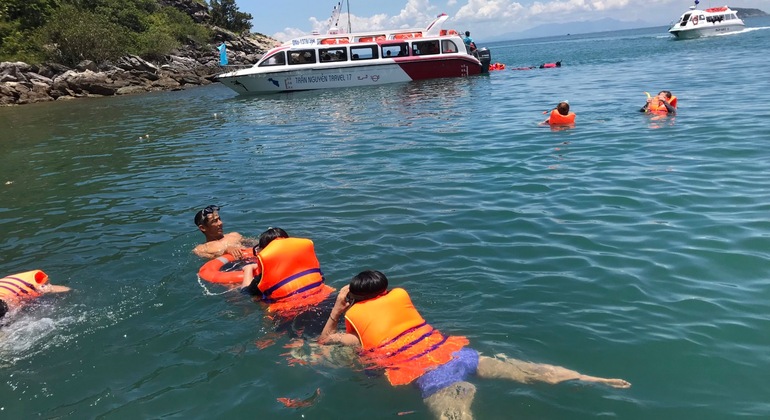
left=0, top=26, right=278, bottom=105
left=76, top=60, right=98, bottom=72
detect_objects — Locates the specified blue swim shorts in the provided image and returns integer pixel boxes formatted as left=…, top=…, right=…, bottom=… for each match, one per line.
left=414, top=348, right=479, bottom=398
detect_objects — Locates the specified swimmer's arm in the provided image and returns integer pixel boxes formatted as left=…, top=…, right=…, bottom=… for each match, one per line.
left=240, top=264, right=260, bottom=290
left=662, top=101, right=676, bottom=114
left=42, top=284, right=71, bottom=293
left=193, top=239, right=242, bottom=259
left=193, top=241, right=224, bottom=259
left=319, top=286, right=360, bottom=347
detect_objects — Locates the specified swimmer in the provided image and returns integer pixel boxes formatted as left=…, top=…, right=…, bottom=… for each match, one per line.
left=192, top=205, right=252, bottom=259
left=541, top=101, right=576, bottom=125
left=319, top=270, right=630, bottom=420
left=1, top=270, right=71, bottom=321
left=239, top=227, right=335, bottom=321
left=640, top=90, right=676, bottom=115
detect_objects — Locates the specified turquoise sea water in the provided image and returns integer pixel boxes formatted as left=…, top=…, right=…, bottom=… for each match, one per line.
left=2, top=19, right=770, bottom=418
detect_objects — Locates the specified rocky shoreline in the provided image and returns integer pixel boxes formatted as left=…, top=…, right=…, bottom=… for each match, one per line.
left=0, top=28, right=276, bottom=106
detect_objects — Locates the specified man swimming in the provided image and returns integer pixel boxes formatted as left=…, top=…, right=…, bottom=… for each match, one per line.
left=192, top=205, right=250, bottom=259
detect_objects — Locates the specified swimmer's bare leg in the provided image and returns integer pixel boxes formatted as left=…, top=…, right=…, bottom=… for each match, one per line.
left=423, top=381, right=476, bottom=420
left=477, top=355, right=631, bottom=388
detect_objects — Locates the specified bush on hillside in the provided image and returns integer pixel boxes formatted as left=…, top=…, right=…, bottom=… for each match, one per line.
left=39, top=4, right=131, bottom=66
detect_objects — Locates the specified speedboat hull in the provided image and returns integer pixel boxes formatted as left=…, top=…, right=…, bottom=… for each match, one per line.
left=217, top=56, right=481, bottom=94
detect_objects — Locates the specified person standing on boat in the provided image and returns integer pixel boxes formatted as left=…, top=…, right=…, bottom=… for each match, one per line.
left=463, top=31, right=476, bottom=52
left=319, top=270, right=631, bottom=420
left=193, top=205, right=252, bottom=259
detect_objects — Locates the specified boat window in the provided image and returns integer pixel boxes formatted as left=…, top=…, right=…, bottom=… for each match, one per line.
left=382, top=43, right=409, bottom=58
left=320, top=47, right=348, bottom=62
left=289, top=49, right=316, bottom=65
left=412, top=40, right=439, bottom=56
left=259, top=51, right=286, bottom=67
left=441, top=40, right=458, bottom=53
left=350, top=45, right=378, bottom=60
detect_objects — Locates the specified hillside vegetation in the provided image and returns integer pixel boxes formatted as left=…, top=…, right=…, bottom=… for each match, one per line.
left=0, top=0, right=253, bottom=66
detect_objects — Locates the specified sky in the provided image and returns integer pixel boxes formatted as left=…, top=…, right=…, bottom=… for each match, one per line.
left=237, top=0, right=766, bottom=41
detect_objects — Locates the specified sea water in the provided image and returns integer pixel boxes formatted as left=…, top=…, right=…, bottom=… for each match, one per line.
left=1, top=19, right=770, bottom=419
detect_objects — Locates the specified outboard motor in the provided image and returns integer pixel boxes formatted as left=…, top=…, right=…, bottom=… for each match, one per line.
left=474, top=47, right=492, bottom=74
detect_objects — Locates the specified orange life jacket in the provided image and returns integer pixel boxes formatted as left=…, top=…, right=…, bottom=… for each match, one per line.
left=548, top=109, right=576, bottom=125
left=345, top=288, right=469, bottom=386
left=257, top=237, right=334, bottom=317
left=0, top=270, right=48, bottom=305
left=648, top=96, right=677, bottom=114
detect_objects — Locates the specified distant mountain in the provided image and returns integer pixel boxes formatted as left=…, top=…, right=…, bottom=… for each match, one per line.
left=733, top=8, right=768, bottom=18
left=485, top=17, right=655, bottom=42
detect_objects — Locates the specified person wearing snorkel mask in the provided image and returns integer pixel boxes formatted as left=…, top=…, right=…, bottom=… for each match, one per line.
left=192, top=205, right=251, bottom=259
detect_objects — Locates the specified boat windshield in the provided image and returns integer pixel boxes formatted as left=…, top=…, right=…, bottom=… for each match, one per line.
left=259, top=51, right=286, bottom=67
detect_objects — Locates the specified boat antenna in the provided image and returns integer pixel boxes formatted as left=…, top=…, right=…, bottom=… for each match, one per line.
left=346, top=0, right=351, bottom=33
left=328, top=1, right=342, bottom=32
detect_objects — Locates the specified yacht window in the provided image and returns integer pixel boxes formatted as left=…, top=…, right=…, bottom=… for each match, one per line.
left=320, top=47, right=348, bottom=62
left=441, top=40, right=458, bottom=53
left=412, top=40, right=439, bottom=56
left=259, top=51, right=286, bottom=67
left=350, top=45, right=378, bottom=60
left=289, top=49, right=316, bottom=65
left=382, top=43, right=409, bottom=58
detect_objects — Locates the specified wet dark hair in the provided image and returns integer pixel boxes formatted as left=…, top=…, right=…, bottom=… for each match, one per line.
left=465, top=31, right=470, bottom=36
left=254, top=227, right=289, bottom=253
left=348, top=270, right=388, bottom=303
left=0, top=299, right=7, bottom=319
left=194, top=205, right=220, bottom=226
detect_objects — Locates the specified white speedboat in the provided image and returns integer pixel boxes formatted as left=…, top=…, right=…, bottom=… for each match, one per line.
left=216, top=13, right=491, bottom=95
left=669, top=4, right=745, bottom=39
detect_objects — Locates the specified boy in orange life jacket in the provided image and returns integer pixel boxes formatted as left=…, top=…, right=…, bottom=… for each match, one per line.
left=319, top=270, right=630, bottom=419
left=0, top=270, right=71, bottom=320
left=193, top=205, right=252, bottom=259
left=542, top=100, right=576, bottom=125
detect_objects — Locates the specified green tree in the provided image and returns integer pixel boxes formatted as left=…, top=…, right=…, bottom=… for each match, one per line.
left=209, top=0, right=252, bottom=33
left=39, top=4, right=130, bottom=66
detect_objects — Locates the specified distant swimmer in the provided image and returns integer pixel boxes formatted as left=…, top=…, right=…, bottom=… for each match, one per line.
left=541, top=100, right=576, bottom=126
left=640, top=90, right=677, bottom=115
left=511, top=61, right=561, bottom=70
left=319, top=270, right=631, bottom=420
left=539, top=60, right=562, bottom=68
left=1, top=270, right=71, bottom=321
left=193, top=205, right=252, bottom=259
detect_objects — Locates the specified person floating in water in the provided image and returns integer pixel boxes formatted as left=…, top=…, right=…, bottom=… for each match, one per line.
left=240, top=227, right=335, bottom=321
left=319, top=270, right=630, bottom=420
left=640, top=91, right=677, bottom=115
left=192, top=205, right=252, bottom=259
left=1, top=270, right=71, bottom=321
left=542, top=100, right=576, bottom=126
left=540, top=60, right=562, bottom=68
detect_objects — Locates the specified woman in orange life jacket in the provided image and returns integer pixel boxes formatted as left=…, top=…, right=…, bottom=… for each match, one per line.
left=541, top=100, right=576, bottom=126
left=239, top=227, right=336, bottom=335
left=1, top=270, right=71, bottom=322
left=319, top=270, right=631, bottom=420
left=640, top=90, right=677, bottom=115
